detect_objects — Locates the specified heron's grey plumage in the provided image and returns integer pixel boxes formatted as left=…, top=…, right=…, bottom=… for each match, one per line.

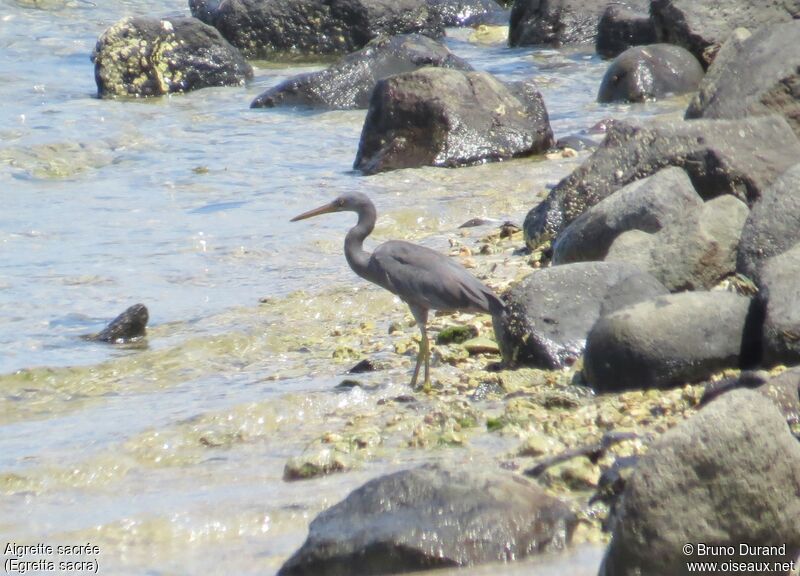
left=291, top=191, right=505, bottom=388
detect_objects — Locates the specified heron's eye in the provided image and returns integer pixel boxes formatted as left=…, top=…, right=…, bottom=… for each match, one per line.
left=336, top=198, right=345, bottom=207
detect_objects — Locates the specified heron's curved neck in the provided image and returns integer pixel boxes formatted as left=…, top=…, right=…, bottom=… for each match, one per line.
left=344, top=203, right=376, bottom=280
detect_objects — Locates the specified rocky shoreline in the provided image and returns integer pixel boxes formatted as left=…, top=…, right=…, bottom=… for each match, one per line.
left=85, top=0, right=800, bottom=574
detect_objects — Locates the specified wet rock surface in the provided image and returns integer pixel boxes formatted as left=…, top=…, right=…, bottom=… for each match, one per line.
left=757, top=244, right=800, bottom=368
left=737, top=164, right=800, bottom=284
left=583, top=291, right=755, bottom=392
left=597, top=44, right=703, bottom=103
left=191, top=0, right=444, bottom=59
left=428, top=0, right=507, bottom=26
left=509, top=0, right=646, bottom=48
left=251, top=34, right=472, bottom=110
left=599, top=389, right=800, bottom=576
left=92, top=16, right=252, bottom=97
left=649, top=0, right=800, bottom=69
left=354, top=68, right=553, bottom=174
left=84, top=304, right=149, bottom=343
left=523, top=116, right=800, bottom=246
left=494, top=261, right=667, bottom=369
left=595, top=4, right=654, bottom=59
left=277, top=464, right=576, bottom=576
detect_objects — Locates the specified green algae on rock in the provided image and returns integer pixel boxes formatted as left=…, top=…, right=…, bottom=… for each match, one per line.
left=92, top=16, right=252, bottom=98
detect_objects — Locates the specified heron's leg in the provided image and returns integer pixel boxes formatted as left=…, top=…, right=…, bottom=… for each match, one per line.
left=409, top=306, right=429, bottom=389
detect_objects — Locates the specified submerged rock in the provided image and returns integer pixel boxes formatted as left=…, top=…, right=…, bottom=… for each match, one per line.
left=583, top=291, right=754, bottom=392
left=600, top=389, right=800, bottom=575
left=523, top=116, right=800, bottom=246
left=494, top=261, right=667, bottom=369
left=650, top=0, right=800, bottom=68
left=251, top=34, right=472, bottom=110
left=685, top=21, right=800, bottom=138
left=597, top=44, right=703, bottom=103
left=595, top=3, right=655, bottom=58
left=278, top=464, right=576, bottom=575
left=92, top=16, right=252, bottom=97
left=191, top=0, right=444, bottom=59
left=84, top=304, right=149, bottom=343
left=354, top=68, right=553, bottom=174
left=737, top=163, right=800, bottom=284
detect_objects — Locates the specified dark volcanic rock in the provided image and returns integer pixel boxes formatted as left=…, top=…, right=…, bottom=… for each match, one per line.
left=599, top=389, right=800, bottom=576
left=428, top=0, right=507, bottom=26
left=583, top=291, right=754, bottom=392
left=354, top=68, right=553, bottom=174
left=605, top=194, right=748, bottom=291
left=523, top=116, right=800, bottom=247
left=193, top=0, right=444, bottom=59
left=92, top=17, right=252, bottom=97
left=553, top=167, right=748, bottom=291
left=553, top=167, right=701, bottom=265
left=758, top=367, right=800, bottom=426
left=737, top=164, right=800, bottom=284
left=278, top=464, right=576, bottom=576
left=494, top=262, right=667, bottom=369
left=595, top=3, right=655, bottom=58
left=685, top=21, right=800, bottom=138
left=650, top=0, right=800, bottom=68
left=85, top=304, right=149, bottom=343
left=188, top=0, right=221, bottom=24
left=597, top=44, right=703, bottom=103
left=758, top=244, right=800, bottom=367
left=509, top=0, right=646, bottom=47
left=251, top=34, right=471, bottom=110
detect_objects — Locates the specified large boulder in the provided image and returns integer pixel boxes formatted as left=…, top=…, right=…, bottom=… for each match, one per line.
left=251, top=34, right=471, bottom=109
left=523, top=116, right=800, bottom=247
left=757, top=244, right=800, bottom=367
left=494, top=262, right=667, bottom=369
left=509, top=0, right=647, bottom=47
left=278, top=464, right=576, bottom=575
left=354, top=68, right=553, bottom=174
left=597, top=44, right=703, bottom=103
left=650, top=0, right=800, bottom=69
left=92, top=16, right=252, bottom=98
left=595, top=3, right=655, bottom=59
left=583, top=291, right=755, bottom=392
left=191, top=0, right=444, bottom=59
left=600, top=389, right=800, bottom=576
left=737, top=164, right=800, bottom=284
left=605, top=194, right=748, bottom=291
left=553, top=167, right=701, bottom=265
left=553, top=168, right=748, bottom=291
left=687, top=21, right=800, bottom=139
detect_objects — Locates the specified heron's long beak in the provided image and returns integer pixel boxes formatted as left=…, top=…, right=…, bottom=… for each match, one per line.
left=290, top=201, right=338, bottom=222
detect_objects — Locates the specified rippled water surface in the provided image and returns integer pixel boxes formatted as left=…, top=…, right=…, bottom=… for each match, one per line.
left=0, top=1, right=686, bottom=573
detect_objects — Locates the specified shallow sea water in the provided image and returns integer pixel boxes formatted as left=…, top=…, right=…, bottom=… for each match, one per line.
left=0, top=1, right=686, bottom=573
